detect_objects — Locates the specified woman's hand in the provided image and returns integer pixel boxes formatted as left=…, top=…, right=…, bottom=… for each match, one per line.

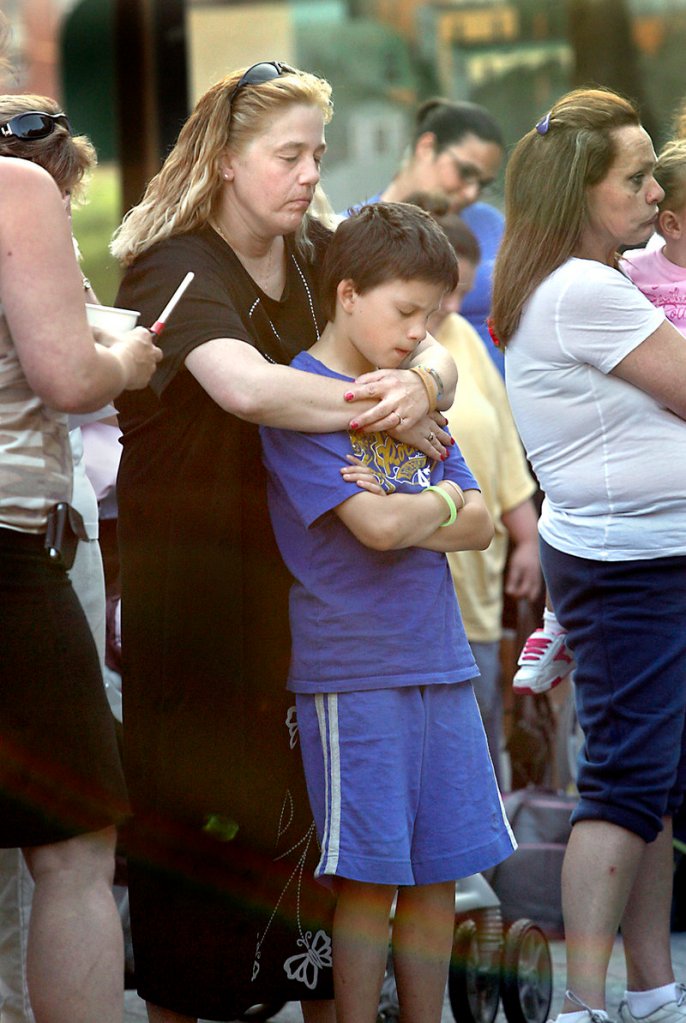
left=108, top=327, right=163, bottom=391
left=345, top=368, right=429, bottom=433
left=388, top=411, right=452, bottom=461
left=91, top=326, right=119, bottom=349
left=340, top=456, right=387, bottom=495
left=344, top=369, right=453, bottom=460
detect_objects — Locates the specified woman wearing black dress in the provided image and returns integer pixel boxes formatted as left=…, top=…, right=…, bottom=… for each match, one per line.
left=111, top=61, right=458, bottom=1023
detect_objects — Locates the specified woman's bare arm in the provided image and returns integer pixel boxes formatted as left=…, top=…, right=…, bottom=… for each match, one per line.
left=611, top=319, right=686, bottom=420
left=0, top=160, right=161, bottom=411
left=185, top=336, right=451, bottom=459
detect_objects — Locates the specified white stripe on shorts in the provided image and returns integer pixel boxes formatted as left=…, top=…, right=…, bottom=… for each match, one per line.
left=315, top=693, right=341, bottom=877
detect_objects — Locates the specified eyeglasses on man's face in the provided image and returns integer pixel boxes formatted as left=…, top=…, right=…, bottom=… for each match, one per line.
left=0, top=111, right=72, bottom=141
left=228, top=61, right=297, bottom=104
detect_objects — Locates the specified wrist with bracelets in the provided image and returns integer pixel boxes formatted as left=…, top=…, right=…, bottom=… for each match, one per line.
left=410, top=365, right=440, bottom=412
left=423, top=484, right=457, bottom=527
left=439, top=477, right=466, bottom=511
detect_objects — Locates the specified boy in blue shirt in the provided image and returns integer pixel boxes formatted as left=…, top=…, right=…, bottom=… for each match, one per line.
left=260, top=203, right=515, bottom=1023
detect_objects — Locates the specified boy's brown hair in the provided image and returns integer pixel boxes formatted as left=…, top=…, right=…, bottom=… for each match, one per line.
left=320, top=202, right=459, bottom=322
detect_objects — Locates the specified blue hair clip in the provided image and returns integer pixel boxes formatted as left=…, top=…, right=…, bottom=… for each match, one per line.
left=536, top=112, right=551, bottom=135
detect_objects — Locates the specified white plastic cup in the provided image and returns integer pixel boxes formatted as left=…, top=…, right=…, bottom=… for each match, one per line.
left=86, top=302, right=140, bottom=332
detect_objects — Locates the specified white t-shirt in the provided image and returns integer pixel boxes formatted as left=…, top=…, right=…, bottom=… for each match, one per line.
left=505, top=257, right=686, bottom=561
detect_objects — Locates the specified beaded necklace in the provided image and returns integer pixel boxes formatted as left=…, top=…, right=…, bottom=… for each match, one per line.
left=212, top=223, right=321, bottom=364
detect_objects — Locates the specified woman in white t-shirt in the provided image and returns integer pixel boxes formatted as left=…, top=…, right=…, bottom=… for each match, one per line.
left=490, top=87, right=686, bottom=1023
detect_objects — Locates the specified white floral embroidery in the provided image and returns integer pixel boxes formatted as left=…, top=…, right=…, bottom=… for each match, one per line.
left=250, top=729, right=332, bottom=995
left=284, top=930, right=333, bottom=990
left=286, top=705, right=298, bottom=749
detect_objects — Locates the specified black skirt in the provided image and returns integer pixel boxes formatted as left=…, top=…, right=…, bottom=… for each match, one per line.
left=117, top=416, right=335, bottom=1020
left=0, top=528, right=128, bottom=847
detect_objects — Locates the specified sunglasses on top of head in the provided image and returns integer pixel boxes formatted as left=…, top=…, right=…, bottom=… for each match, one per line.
left=0, top=111, right=72, bottom=141
left=228, top=61, right=297, bottom=103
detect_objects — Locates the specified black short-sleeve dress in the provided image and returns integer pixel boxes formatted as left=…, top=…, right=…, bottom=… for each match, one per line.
left=115, top=223, right=335, bottom=1019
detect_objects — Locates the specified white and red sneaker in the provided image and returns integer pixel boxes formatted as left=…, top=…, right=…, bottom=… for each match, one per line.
left=513, top=623, right=575, bottom=695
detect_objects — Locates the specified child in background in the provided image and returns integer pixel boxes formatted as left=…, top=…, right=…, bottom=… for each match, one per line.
left=260, top=202, right=515, bottom=1023
left=421, top=202, right=541, bottom=779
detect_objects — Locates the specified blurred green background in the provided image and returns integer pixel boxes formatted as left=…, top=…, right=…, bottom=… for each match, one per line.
left=71, top=164, right=122, bottom=308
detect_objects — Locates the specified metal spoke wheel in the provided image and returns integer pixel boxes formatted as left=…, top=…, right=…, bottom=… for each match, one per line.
left=448, top=916, right=502, bottom=1023
left=500, top=919, right=553, bottom=1023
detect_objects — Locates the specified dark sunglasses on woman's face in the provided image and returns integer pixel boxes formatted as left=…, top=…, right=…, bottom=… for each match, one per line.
left=0, top=111, right=72, bottom=141
left=228, top=61, right=296, bottom=103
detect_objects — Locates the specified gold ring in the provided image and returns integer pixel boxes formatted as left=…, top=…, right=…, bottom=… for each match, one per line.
left=428, top=431, right=435, bottom=442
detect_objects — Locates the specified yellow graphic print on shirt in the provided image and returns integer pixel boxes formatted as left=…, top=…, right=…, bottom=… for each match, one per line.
left=349, top=430, right=432, bottom=493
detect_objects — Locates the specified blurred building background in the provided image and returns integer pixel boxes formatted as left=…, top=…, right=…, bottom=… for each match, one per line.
left=3, top=0, right=686, bottom=297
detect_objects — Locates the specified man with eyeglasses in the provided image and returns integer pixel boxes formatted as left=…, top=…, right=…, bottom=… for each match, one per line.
left=349, top=98, right=506, bottom=375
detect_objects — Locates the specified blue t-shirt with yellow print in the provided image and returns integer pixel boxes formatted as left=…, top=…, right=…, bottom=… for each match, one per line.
left=260, top=351, right=480, bottom=694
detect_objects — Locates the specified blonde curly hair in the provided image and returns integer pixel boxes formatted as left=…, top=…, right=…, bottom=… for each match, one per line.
left=111, top=63, right=335, bottom=267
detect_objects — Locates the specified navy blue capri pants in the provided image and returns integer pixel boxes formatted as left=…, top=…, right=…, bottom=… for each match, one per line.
left=540, top=539, right=686, bottom=843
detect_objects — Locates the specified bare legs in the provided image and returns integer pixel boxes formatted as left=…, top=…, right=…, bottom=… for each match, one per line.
left=621, top=819, right=675, bottom=992
left=22, top=826, right=122, bottom=1023
left=332, top=877, right=454, bottom=1023
left=393, top=882, right=456, bottom=1023
left=333, top=879, right=395, bottom=1023
left=560, top=817, right=675, bottom=1013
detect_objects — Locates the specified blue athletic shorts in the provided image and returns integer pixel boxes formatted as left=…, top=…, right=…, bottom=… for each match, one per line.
left=295, top=683, right=516, bottom=886
left=541, top=539, right=686, bottom=842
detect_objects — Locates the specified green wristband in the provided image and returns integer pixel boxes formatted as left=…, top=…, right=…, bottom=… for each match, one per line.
left=424, top=484, right=457, bottom=527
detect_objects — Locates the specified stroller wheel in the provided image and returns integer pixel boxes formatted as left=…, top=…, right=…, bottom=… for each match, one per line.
left=448, top=917, right=501, bottom=1023
left=501, top=919, right=552, bottom=1023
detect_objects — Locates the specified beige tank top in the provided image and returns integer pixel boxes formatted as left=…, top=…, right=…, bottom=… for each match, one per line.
left=0, top=304, right=72, bottom=532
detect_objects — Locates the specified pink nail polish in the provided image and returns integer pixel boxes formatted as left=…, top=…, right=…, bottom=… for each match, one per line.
left=344, top=391, right=354, bottom=401
left=350, top=421, right=360, bottom=430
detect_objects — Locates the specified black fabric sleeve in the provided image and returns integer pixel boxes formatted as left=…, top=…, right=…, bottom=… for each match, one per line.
left=116, top=231, right=256, bottom=397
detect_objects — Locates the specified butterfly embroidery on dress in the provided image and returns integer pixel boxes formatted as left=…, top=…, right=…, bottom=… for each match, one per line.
left=251, top=712, right=332, bottom=991
left=284, top=929, right=333, bottom=990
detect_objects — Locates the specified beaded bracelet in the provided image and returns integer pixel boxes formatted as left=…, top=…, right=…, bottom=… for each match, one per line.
left=424, top=484, right=457, bottom=527
left=410, top=366, right=439, bottom=412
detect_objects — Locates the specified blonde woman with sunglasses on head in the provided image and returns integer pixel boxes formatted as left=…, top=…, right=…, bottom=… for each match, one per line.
left=110, top=61, right=458, bottom=1023
left=0, top=66, right=162, bottom=1023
